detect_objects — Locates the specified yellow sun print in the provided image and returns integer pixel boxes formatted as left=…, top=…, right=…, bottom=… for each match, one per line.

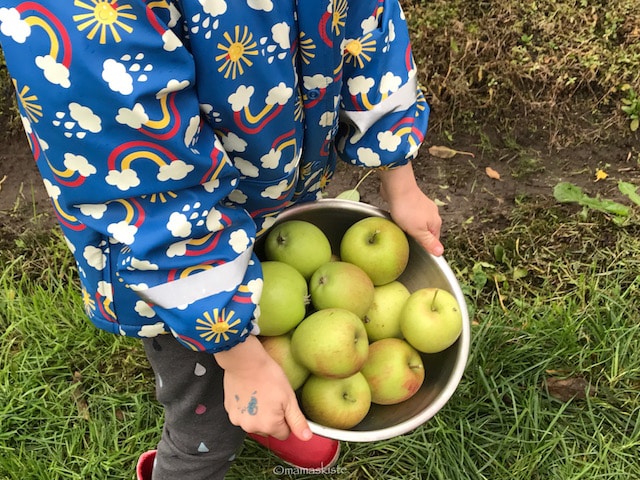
left=73, top=0, right=137, bottom=44
left=216, top=26, right=259, bottom=80
left=196, top=308, right=242, bottom=343
left=344, top=34, right=377, bottom=69
left=14, top=81, right=43, bottom=123
left=332, top=0, right=348, bottom=36
left=298, top=32, right=316, bottom=66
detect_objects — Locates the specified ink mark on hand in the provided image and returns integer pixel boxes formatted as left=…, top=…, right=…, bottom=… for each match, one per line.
left=239, top=391, right=258, bottom=415
left=246, top=391, right=258, bottom=415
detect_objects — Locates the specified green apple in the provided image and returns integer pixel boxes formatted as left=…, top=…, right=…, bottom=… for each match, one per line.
left=400, top=288, right=463, bottom=353
left=363, top=281, right=411, bottom=341
left=257, top=261, right=309, bottom=336
left=259, top=334, right=310, bottom=390
left=339, top=216, right=410, bottom=286
left=264, top=220, right=333, bottom=279
left=309, top=261, right=375, bottom=319
left=301, top=372, right=371, bottom=429
left=360, top=338, right=425, bottom=405
left=290, top=307, right=369, bottom=378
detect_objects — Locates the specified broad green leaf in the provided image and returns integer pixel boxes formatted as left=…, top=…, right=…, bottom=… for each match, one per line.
left=554, top=181, right=630, bottom=217
left=336, top=189, right=360, bottom=201
left=619, top=181, right=640, bottom=207
left=581, top=196, right=630, bottom=217
left=513, top=267, right=529, bottom=280
left=553, top=182, right=586, bottom=203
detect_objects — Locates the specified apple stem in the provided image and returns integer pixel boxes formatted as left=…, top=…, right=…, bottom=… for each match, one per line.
left=276, top=232, right=287, bottom=246
left=431, top=289, right=439, bottom=312
left=342, top=392, right=356, bottom=404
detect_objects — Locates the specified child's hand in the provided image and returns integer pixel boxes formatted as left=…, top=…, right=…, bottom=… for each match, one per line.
left=215, top=336, right=313, bottom=441
left=379, top=162, right=444, bottom=257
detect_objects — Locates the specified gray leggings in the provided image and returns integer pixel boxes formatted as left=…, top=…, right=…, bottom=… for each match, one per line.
left=142, top=334, right=247, bottom=480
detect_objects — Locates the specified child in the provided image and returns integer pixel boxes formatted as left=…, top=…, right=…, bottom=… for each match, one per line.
left=0, top=0, right=443, bottom=478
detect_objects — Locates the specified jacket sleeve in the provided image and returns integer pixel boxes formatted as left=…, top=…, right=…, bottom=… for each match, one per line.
left=337, top=0, right=430, bottom=168
left=0, top=1, right=262, bottom=353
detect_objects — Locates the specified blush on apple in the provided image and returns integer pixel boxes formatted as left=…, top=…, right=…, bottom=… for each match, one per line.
left=360, top=338, right=425, bottom=405
left=259, top=333, right=310, bottom=390
left=290, top=307, right=369, bottom=378
left=309, top=261, right=375, bottom=319
left=339, top=216, right=410, bottom=286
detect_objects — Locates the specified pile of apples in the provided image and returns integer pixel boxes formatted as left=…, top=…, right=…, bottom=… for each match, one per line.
left=257, top=216, right=462, bottom=430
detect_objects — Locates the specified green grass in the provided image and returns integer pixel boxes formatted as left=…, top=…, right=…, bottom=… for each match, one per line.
left=1, top=206, right=639, bottom=479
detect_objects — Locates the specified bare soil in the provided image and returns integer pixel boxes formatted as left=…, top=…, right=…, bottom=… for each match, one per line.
left=1, top=130, right=639, bottom=247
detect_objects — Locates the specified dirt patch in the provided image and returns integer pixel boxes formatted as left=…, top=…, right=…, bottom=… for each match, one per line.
left=2, top=130, right=639, bottom=248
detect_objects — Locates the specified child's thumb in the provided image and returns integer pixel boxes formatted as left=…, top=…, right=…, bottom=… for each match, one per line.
left=286, top=404, right=313, bottom=441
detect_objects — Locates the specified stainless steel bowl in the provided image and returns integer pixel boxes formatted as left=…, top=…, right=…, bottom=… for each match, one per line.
left=255, top=198, right=470, bottom=442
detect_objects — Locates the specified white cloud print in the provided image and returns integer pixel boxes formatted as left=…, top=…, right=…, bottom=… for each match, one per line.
left=200, top=0, right=227, bottom=16
left=0, top=8, right=30, bottom=43
left=116, top=103, right=149, bottom=129
left=221, top=131, right=247, bottom=153
left=106, top=169, right=140, bottom=191
left=356, top=147, right=382, bottom=167
left=166, top=212, right=192, bottom=238
left=157, top=79, right=190, bottom=99
left=167, top=239, right=189, bottom=257
left=246, top=278, right=263, bottom=304
left=347, top=76, right=374, bottom=96
left=63, top=153, right=96, bottom=177
left=304, top=74, right=332, bottom=90
left=78, top=203, right=108, bottom=219
left=379, top=72, right=402, bottom=95
left=43, top=179, right=61, bottom=200
left=69, top=103, right=102, bottom=133
left=229, top=229, right=250, bottom=253
left=35, top=55, right=70, bottom=88
left=83, top=245, right=107, bottom=271
left=107, top=221, right=138, bottom=245
left=250, top=0, right=273, bottom=12
left=228, top=85, right=254, bottom=111
left=378, top=130, right=401, bottom=152
left=162, top=29, right=182, bottom=52
left=138, top=321, right=166, bottom=336
left=102, top=59, right=134, bottom=95
left=261, top=179, right=289, bottom=199
left=130, top=257, right=159, bottom=270
left=271, top=22, right=289, bottom=48
left=157, top=160, right=194, bottom=181
left=266, top=82, right=293, bottom=105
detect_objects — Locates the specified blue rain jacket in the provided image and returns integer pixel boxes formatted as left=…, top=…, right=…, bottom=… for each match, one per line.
left=0, top=0, right=429, bottom=352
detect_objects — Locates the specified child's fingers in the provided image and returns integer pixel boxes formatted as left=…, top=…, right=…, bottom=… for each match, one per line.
left=284, top=402, right=312, bottom=441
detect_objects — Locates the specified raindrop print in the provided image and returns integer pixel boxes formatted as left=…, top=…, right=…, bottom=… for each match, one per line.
left=194, top=362, right=207, bottom=376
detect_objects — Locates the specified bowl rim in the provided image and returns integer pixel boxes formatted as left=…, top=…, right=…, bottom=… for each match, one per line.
left=266, top=198, right=471, bottom=442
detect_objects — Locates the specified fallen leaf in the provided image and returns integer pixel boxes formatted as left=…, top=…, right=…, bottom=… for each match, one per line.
left=336, top=189, right=360, bottom=201
left=71, top=371, right=91, bottom=420
left=428, top=145, right=475, bottom=159
left=544, top=376, right=595, bottom=402
left=485, top=166, right=501, bottom=180
left=595, top=169, right=608, bottom=181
